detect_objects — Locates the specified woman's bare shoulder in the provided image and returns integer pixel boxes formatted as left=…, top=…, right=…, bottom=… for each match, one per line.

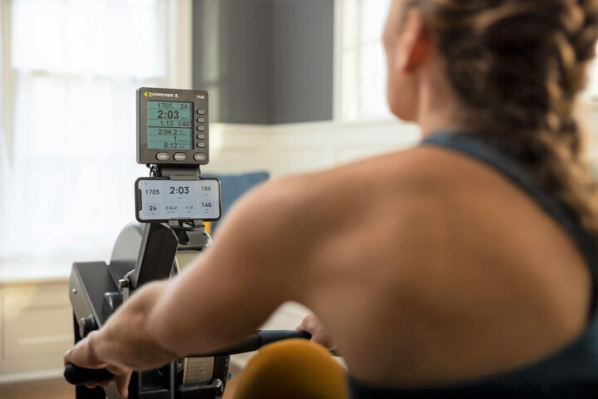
left=214, top=145, right=473, bottom=267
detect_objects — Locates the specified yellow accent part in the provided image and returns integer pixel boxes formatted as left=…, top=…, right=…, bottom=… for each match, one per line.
left=204, top=222, right=212, bottom=235
left=231, top=339, right=348, bottom=399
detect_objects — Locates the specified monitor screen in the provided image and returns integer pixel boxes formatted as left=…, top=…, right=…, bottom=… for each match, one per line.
left=147, top=101, right=193, bottom=150
left=136, top=178, right=221, bottom=221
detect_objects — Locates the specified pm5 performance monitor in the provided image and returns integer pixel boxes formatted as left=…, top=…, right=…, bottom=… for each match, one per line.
left=137, top=87, right=209, bottom=166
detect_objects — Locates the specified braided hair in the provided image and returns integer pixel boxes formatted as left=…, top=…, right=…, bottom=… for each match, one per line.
left=407, top=0, right=598, bottom=243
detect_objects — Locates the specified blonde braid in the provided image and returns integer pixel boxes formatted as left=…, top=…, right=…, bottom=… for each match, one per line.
left=410, top=0, right=598, bottom=241
left=547, top=0, right=598, bottom=234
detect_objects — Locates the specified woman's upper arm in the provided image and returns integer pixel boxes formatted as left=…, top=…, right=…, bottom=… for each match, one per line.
left=145, top=178, right=311, bottom=356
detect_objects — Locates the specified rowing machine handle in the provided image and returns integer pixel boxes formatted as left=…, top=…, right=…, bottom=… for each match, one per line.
left=197, top=329, right=311, bottom=356
left=64, top=365, right=114, bottom=386
left=64, top=330, right=311, bottom=385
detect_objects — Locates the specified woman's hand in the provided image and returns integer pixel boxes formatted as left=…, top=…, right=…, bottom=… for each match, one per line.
left=296, top=314, right=336, bottom=349
left=64, top=331, right=132, bottom=398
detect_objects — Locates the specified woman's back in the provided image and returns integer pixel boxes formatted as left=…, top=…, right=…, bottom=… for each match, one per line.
left=297, top=136, right=592, bottom=388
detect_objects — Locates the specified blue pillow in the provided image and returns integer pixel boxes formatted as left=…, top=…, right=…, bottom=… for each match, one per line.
left=204, top=171, right=270, bottom=235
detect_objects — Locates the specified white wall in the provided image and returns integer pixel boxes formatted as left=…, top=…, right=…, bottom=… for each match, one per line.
left=206, top=111, right=598, bottom=178
left=204, top=119, right=421, bottom=177
left=0, top=280, right=72, bottom=383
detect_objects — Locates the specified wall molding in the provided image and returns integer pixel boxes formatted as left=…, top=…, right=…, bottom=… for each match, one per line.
left=0, top=368, right=64, bottom=385
left=0, top=282, right=73, bottom=383
left=205, top=119, right=421, bottom=177
left=206, top=114, right=598, bottom=177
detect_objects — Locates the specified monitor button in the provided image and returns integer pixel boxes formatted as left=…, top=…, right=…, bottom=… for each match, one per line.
left=197, top=134, right=207, bottom=140
left=197, top=143, right=206, bottom=148
left=197, top=126, right=206, bottom=131
left=157, top=153, right=170, bottom=161
left=197, top=117, right=206, bottom=123
left=197, top=109, right=206, bottom=115
left=194, top=153, right=207, bottom=161
left=174, top=153, right=187, bottom=161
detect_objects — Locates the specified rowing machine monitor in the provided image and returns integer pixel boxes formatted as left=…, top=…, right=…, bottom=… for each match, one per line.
left=137, top=87, right=209, bottom=165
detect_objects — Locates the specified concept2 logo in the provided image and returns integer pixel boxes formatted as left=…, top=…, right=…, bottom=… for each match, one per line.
left=144, top=92, right=179, bottom=98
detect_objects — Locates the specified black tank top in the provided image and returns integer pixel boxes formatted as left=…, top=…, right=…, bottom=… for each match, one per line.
left=349, top=132, right=598, bottom=398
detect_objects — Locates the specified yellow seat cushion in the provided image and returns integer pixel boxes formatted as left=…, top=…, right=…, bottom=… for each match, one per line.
left=230, top=339, right=348, bottom=399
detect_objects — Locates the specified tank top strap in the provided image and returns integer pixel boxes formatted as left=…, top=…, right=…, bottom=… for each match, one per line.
left=420, top=131, right=598, bottom=318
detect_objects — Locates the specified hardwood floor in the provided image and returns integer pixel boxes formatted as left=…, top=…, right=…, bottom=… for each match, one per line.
left=0, top=378, right=74, bottom=399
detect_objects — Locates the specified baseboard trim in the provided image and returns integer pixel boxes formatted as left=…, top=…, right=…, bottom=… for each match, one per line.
left=0, top=369, right=64, bottom=385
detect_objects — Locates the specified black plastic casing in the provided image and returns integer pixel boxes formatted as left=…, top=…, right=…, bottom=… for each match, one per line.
left=137, top=87, right=209, bottom=166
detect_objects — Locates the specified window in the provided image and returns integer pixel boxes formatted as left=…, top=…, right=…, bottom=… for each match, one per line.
left=336, top=0, right=393, bottom=122
left=0, top=0, right=191, bottom=263
left=336, top=0, right=598, bottom=120
left=584, top=62, right=598, bottom=103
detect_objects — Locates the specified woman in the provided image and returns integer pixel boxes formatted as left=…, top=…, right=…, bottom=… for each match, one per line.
left=65, top=0, right=598, bottom=397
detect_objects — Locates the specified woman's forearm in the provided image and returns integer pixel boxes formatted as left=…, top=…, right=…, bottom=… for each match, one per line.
left=88, top=280, right=181, bottom=370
